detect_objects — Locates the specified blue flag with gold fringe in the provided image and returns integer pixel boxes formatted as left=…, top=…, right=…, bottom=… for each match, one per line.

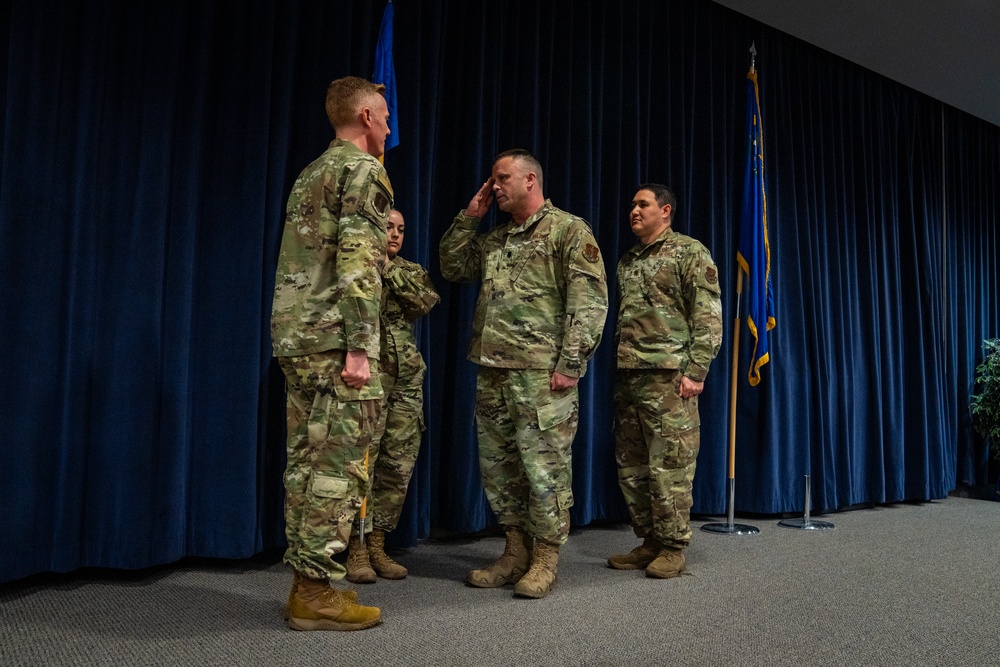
left=373, top=1, right=398, bottom=152
left=737, top=67, right=776, bottom=386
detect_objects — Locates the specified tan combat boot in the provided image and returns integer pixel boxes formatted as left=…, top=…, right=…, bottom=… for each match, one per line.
left=513, top=540, right=559, bottom=599
left=607, top=536, right=660, bottom=570
left=645, top=546, right=686, bottom=579
left=345, top=535, right=377, bottom=584
left=286, top=575, right=381, bottom=631
left=367, top=529, right=407, bottom=580
left=284, top=570, right=357, bottom=620
left=467, top=526, right=533, bottom=588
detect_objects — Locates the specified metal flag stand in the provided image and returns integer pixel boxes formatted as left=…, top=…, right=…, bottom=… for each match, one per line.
left=778, top=475, right=834, bottom=530
left=701, top=270, right=759, bottom=537
left=700, top=478, right=760, bottom=535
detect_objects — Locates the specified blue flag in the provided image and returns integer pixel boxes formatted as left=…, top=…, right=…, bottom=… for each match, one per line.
left=737, top=68, right=776, bottom=386
left=373, top=1, right=399, bottom=152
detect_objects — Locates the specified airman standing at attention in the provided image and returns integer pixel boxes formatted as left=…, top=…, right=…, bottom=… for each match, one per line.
left=608, top=184, right=723, bottom=579
left=271, top=76, right=393, bottom=631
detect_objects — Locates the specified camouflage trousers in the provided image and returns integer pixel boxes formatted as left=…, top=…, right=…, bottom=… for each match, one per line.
left=614, top=369, right=701, bottom=550
left=475, top=367, right=577, bottom=546
left=278, top=351, right=381, bottom=581
left=352, top=367, right=425, bottom=535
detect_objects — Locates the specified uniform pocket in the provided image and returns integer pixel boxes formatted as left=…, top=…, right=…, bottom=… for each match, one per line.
left=311, top=473, right=350, bottom=499
left=509, top=241, right=546, bottom=283
left=646, top=260, right=681, bottom=307
left=537, top=392, right=578, bottom=431
left=658, top=423, right=701, bottom=468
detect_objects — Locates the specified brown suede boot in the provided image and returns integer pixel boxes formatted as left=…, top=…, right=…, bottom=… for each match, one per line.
left=284, top=571, right=357, bottom=620
left=645, top=547, right=686, bottom=579
left=284, top=569, right=301, bottom=620
left=286, top=576, right=381, bottom=631
left=513, top=540, right=559, bottom=599
left=345, top=535, right=377, bottom=584
left=467, top=526, right=533, bottom=588
left=367, top=529, right=407, bottom=580
left=607, top=536, right=660, bottom=570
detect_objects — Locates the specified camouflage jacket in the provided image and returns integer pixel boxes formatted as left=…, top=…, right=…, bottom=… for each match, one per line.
left=380, top=255, right=440, bottom=380
left=615, top=227, right=723, bottom=381
left=439, top=199, right=608, bottom=377
left=271, top=139, right=393, bottom=358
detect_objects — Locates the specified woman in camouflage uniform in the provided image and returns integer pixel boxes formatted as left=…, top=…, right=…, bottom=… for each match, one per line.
left=347, top=208, right=439, bottom=583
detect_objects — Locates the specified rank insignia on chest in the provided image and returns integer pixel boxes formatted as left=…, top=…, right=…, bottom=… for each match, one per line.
left=583, top=243, right=600, bottom=263
left=705, top=267, right=718, bottom=284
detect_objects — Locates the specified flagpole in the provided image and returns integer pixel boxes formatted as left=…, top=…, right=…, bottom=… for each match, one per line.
left=702, top=268, right=758, bottom=536
left=727, top=272, right=743, bottom=516
left=702, top=43, right=762, bottom=537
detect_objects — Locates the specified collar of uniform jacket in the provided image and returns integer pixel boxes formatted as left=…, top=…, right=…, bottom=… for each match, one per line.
left=503, top=199, right=556, bottom=236
left=630, top=226, right=675, bottom=255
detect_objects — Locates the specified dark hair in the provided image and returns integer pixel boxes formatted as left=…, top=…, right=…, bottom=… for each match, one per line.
left=494, top=149, right=544, bottom=190
left=636, top=183, right=677, bottom=218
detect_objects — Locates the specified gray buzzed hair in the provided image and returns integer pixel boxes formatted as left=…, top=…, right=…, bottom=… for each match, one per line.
left=494, top=148, right=544, bottom=190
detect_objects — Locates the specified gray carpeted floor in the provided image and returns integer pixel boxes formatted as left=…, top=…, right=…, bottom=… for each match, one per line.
left=2, top=497, right=999, bottom=666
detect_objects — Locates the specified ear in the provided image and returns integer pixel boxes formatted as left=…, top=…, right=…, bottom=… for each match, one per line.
left=525, top=171, right=537, bottom=189
left=360, top=106, right=373, bottom=128
left=661, top=203, right=672, bottom=220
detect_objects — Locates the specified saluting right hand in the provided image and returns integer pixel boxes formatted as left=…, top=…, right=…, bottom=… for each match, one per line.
left=464, top=177, right=495, bottom=218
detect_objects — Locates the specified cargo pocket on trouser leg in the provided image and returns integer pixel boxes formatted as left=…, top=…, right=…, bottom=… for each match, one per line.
left=553, top=489, right=574, bottom=545
left=536, top=392, right=578, bottom=432
left=653, top=422, right=700, bottom=547
left=299, top=471, right=354, bottom=577
left=532, top=392, right=577, bottom=546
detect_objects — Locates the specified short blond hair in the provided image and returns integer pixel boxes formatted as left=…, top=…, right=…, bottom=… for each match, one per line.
left=325, top=76, right=386, bottom=130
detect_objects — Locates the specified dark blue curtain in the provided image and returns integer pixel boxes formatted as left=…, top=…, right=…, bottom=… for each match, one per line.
left=1, top=0, right=997, bottom=584
left=947, top=114, right=1000, bottom=492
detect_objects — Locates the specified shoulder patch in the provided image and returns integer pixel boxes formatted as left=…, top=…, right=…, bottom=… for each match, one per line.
left=583, top=243, right=601, bottom=263
left=705, top=266, right=718, bottom=284
left=373, top=191, right=390, bottom=216
left=361, top=165, right=394, bottom=230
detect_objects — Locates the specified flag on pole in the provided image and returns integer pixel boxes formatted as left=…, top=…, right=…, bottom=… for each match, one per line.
left=737, top=63, right=776, bottom=386
left=373, top=1, right=399, bottom=152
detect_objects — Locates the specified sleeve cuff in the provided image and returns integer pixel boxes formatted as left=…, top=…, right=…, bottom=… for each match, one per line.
left=684, top=361, right=709, bottom=383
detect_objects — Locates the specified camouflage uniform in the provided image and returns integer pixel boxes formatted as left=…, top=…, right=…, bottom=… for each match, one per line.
left=362, top=255, right=439, bottom=533
left=440, top=200, right=608, bottom=545
left=271, top=139, right=392, bottom=581
left=614, top=227, right=722, bottom=550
